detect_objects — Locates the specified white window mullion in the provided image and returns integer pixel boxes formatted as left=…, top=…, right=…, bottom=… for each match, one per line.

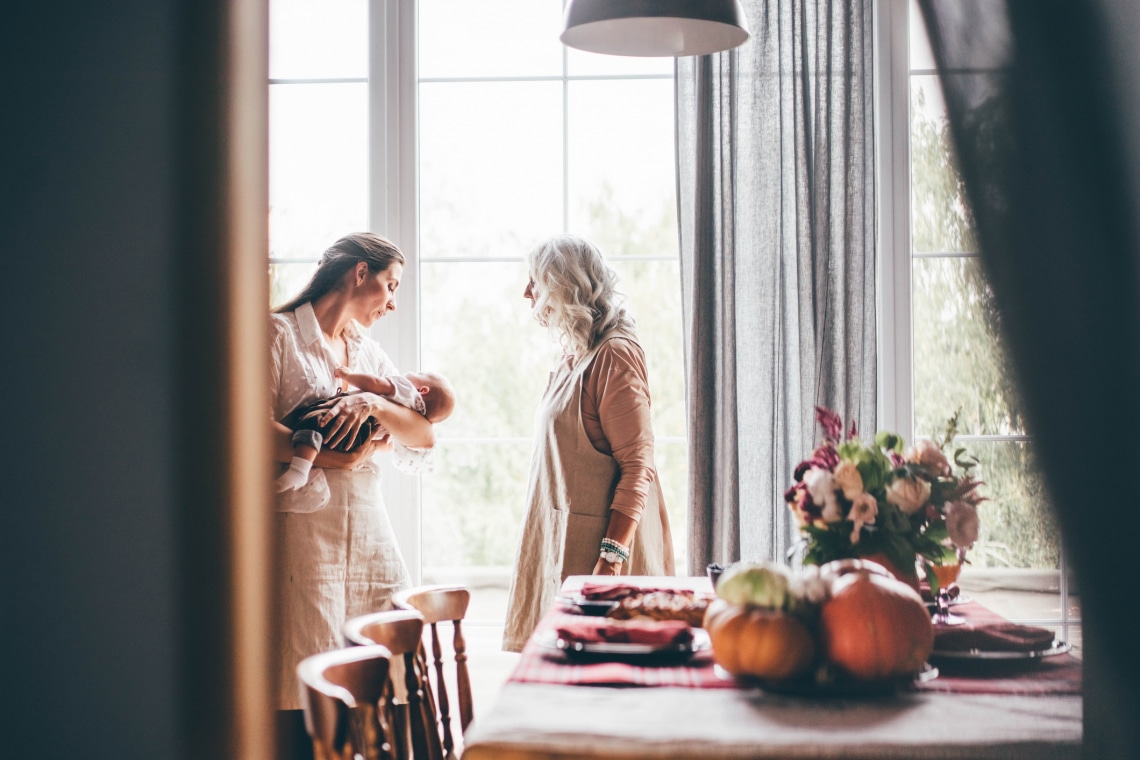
left=874, top=0, right=913, bottom=441
left=369, top=0, right=422, bottom=582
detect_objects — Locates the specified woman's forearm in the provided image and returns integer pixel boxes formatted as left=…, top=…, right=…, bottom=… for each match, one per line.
left=605, top=510, right=639, bottom=549
left=371, top=396, right=435, bottom=448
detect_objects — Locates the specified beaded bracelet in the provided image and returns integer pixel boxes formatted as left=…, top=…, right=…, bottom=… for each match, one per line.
left=599, top=537, right=630, bottom=563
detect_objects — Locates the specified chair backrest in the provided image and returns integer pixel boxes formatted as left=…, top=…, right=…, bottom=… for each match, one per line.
left=297, top=644, right=395, bottom=760
left=344, top=609, right=444, bottom=760
left=394, top=584, right=474, bottom=751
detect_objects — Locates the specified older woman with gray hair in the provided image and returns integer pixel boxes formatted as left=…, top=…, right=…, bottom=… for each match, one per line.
left=503, top=234, right=675, bottom=651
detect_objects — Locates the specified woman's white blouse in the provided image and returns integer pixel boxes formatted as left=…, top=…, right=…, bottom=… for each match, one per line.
left=270, top=301, right=432, bottom=477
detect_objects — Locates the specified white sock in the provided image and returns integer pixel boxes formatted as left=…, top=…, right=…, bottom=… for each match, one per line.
left=274, top=457, right=313, bottom=492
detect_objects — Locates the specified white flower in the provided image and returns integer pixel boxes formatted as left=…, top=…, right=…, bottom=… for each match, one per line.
left=805, top=468, right=842, bottom=522
left=886, top=476, right=931, bottom=515
left=944, top=501, right=980, bottom=549
left=833, top=460, right=864, bottom=500
left=848, top=492, right=878, bottom=544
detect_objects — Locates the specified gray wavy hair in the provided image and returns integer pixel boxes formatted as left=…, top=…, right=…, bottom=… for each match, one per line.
left=527, top=235, right=635, bottom=355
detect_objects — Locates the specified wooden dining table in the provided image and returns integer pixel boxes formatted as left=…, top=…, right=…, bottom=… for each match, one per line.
left=462, top=575, right=1082, bottom=760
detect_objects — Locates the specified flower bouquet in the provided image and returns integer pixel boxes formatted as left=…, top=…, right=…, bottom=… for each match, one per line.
left=785, top=407, right=984, bottom=591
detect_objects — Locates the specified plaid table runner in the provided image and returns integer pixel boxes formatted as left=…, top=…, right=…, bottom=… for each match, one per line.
left=508, top=606, right=736, bottom=688
left=507, top=583, right=1081, bottom=695
left=919, top=600, right=1082, bottom=695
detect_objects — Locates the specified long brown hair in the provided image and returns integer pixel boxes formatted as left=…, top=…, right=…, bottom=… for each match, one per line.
left=273, top=232, right=405, bottom=314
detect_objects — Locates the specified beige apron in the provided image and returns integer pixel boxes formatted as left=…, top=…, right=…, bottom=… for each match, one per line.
left=502, top=332, right=675, bottom=652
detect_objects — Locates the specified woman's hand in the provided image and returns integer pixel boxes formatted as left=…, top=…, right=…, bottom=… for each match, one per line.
left=315, top=392, right=380, bottom=449
left=592, top=557, right=624, bottom=576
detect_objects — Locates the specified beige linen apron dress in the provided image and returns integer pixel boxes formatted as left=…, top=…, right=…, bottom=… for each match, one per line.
left=275, top=464, right=411, bottom=709
left=502, top=331, right=675, bottom=652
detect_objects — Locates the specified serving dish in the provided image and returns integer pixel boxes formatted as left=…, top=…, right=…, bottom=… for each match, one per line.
left=535, top=627, right=710, bottom=663
left=930, top=639, right=1071, bottom=662
left=716, top=662, right=939, bottom=697
left=555, top=594, right=620, bottom=616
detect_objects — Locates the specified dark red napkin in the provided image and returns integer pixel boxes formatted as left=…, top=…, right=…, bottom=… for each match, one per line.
left=578, top=581, right=678, bottom=601
left=555, top=618, right=694, bottom=646
left=934, top=622, right=1056, bottom=652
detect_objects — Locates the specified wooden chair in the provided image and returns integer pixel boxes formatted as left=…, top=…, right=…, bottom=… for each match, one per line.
left=394, top=584, right=474, bottom=752
left=296, top=644, right=396, bottom=760
left=344, top=609, right=445, bottom=760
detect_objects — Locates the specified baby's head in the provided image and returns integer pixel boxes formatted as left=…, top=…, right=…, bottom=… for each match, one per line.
left=405, top=370, right=456, bottom=424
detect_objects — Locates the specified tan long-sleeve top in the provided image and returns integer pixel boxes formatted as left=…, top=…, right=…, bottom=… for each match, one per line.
left=578, top=337, right=657, bottom=523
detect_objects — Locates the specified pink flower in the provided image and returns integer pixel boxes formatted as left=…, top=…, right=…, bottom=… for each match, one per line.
left=944, top=501, right=980, bottom=549
left=886, top=476, right=931, bottom=515
left=848, top=493, right=878, bottom=544
left=906, top=439, right=952, bottom=477
left=815, top=406, right=844, bottom=444
left=833, top=461, right=864, bottom=500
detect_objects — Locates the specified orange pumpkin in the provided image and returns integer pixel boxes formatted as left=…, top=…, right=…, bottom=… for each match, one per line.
left=860, top=551, right=921, bottom=592
left=819, top=570, right=933, bottom=680
left=704, top=598, right=815, bottom=680
left=818, top=558, right=892, bottom=582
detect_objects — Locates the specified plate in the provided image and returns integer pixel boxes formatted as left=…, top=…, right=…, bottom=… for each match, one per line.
left=717, top=662, right=939, bottom=697
left=930, top=640, right=1072, bottom=662
left=535, top=627, right=710, bottom=663
left=555, top=594, right=619, bottom=617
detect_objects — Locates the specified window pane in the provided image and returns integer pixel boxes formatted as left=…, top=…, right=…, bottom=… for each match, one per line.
left=912, top=256, right=1026, bottom=436
left=656, top=439, right=690, bottom=571
left=610, top=259, right=686, bottom=438
left=419, top=81, right=563, bottom=258
left=910, top=75, right=979, bottom=253
left=419, top=0, right=564, bottom=79
left=955, top=439, right=1060, bottom=570
left=420, top=261, right=561, bottom=439
left=269, top=0, right=367, bottom=79
left=269, top=83, right=368, bottom=260
left=908, top=0, right=936, bottom=71
left=270, top=261, right=318, bottom=308
left=567, top=79, right=676, bottom=236
left=566, top=48, right=674, bottom=77
left=421, top=441, right=532, bottom=570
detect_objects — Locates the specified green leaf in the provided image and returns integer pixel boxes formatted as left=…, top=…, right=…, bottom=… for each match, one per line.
left=924, top=563, right=942, bottom=594
left=875, top=431, right=905, bottom=453
left=877, top=501, right=911, bottom=533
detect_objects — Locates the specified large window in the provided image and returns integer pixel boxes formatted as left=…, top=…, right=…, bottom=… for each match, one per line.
left=416, top=1, right=687, bottom=598
left=268, top=1, right=688, bottom=620
left=880, top=0, right=1078, bottom=643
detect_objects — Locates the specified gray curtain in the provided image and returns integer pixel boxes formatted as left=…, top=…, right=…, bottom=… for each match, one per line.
left=917, top=1, right=1140, bottom=756
left=677, top=0, right=876, bottom=573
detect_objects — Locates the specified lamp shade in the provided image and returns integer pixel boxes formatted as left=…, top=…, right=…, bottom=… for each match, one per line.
left=560, top=0, right=750, bottom=57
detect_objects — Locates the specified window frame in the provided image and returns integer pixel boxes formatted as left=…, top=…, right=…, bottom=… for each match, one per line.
left=874, top=0, right=1076, bottom=639
left=368, top=0, right=423, bottom=579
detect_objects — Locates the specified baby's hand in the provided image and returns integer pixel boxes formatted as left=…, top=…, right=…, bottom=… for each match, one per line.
left=334, top=366, right=348, bottom=379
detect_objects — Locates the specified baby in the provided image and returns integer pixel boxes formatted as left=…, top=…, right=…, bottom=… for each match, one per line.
left=275, top=367, right=456, bottom=492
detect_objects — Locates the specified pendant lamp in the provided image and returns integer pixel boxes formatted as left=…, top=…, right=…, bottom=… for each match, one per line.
left=560, top=0, right=750, bottom=57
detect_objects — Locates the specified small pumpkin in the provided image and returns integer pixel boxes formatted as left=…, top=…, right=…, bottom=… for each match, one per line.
left=704, top=598, right=815, bottom=680
left=819, top=570, right=933, bottom=680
